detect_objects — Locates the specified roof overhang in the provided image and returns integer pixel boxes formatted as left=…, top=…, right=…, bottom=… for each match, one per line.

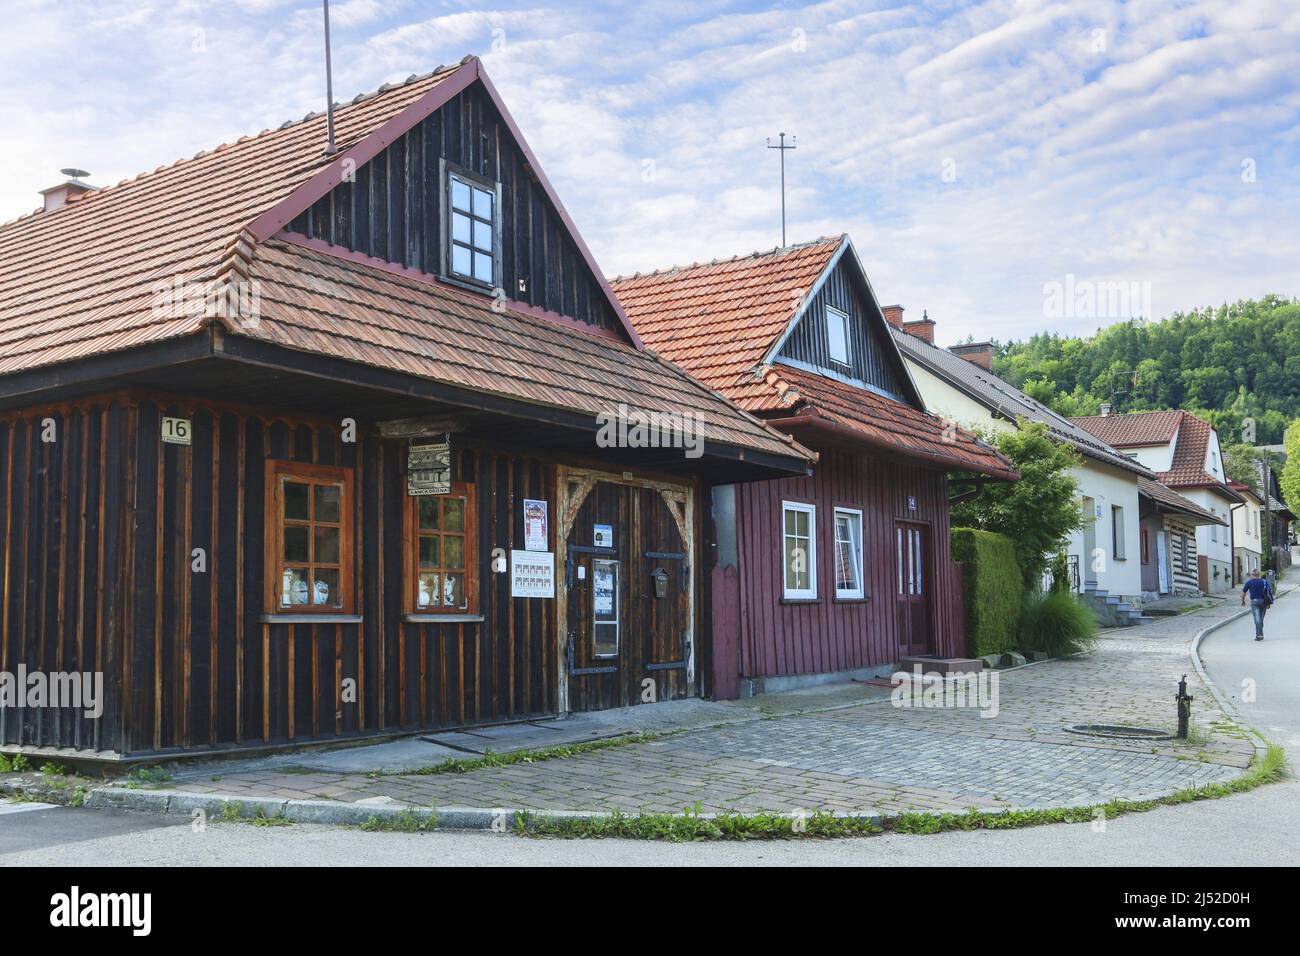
left=0, top=330, right=812, bottom=483
left=769, top=411, right=1019, bottom=481
left=1168, top=480, right=1245, bottom=504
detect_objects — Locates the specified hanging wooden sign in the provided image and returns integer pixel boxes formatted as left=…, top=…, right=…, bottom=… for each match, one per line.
left=407, top=438, right=452, bottom=496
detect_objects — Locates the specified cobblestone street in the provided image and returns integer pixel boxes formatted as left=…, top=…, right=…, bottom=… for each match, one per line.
left=130, top=598, right=1264, bottom=818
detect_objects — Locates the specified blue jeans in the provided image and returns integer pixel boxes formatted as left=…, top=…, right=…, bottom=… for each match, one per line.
left=1251, top=599, right=1268, bottom=636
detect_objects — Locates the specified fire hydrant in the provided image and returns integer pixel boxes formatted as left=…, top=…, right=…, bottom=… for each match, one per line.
left=1176, top=674, right=1193, bottom=739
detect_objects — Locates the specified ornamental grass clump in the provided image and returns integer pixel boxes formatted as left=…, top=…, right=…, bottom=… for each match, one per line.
left=1019, top=589, right=1099, bottom=658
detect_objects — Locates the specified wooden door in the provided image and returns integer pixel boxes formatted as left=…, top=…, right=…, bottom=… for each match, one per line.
left=561, top=475, right=693, bottom=711
left=635, top=487, right=691, bottom=704
left=1157, top=531, right=1170, bottom=594
left=895, top=522, right=931, bottom=656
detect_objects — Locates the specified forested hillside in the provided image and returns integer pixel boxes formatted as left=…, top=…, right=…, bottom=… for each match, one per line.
left=992, top=295, right=1300, bottom=445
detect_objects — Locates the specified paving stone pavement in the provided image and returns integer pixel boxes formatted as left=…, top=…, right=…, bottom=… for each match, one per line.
left=145, top=598, right=1265, bottom=816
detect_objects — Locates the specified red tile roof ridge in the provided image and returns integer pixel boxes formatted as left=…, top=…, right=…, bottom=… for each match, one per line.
left=0, top=59, right=470, bottom=233
left=608, top=234, right=843, bottom=282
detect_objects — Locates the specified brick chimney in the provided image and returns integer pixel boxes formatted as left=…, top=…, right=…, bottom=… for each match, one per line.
left=949, top=342, right=993, bottom=370
left=902, top=309, right=935, bottom=344
left=39, top=169, right=95, bottom=212
left=881, top=304, right=904, bottom=329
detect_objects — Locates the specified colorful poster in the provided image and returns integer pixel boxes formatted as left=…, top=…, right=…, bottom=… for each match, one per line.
left=524, top=499, right=548, bottom=551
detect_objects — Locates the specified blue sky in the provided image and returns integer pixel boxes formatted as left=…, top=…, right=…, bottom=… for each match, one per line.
left=3, top=0, right=1297, bottom=343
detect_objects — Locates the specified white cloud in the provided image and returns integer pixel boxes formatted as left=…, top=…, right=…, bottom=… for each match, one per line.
left=1, top=0, right=1296, bottom=344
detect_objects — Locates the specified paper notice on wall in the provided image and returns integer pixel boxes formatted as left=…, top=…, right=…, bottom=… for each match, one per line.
left=593, top=524, right=613, bottom=549
left=524, top=499, right=548, bottom=551
left=593, top=562, right=615, bottom=616
left=510, top=550, right=554, bottom=598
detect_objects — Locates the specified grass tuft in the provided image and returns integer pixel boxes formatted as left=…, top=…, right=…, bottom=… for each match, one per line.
left=388, top=731, right=670, bottom=777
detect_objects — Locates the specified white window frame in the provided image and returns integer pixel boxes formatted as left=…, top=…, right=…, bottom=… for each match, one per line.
left=825, top=306, right=851, bottom=366
left=782, top=501, right=817, bottom=600
left=833, top=507, right=865, bottom=599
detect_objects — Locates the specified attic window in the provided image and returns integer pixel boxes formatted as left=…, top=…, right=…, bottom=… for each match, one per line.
left=826, top=306, right=851, bottom=366
left=446, top=166, right=498, bottom=289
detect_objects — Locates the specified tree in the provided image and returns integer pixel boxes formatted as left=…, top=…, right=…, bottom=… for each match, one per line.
left=1280, top=420, right=1300, bottom=516
left=951, top=420, right=1083, bottom=590
left=1223, top=442, right=1262, bottom=496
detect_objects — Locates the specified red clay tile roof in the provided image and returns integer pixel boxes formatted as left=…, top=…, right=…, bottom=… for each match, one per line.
left=1160, top=413, right=1240, bottom=498
left=761, top=364, right=1019, bottom=479
left=1139, top=478, right=1226, bottom=525
left=611, top=239, right=1014, bottom=478
left=1074, top=410, right=1241, bottom=500
left=0, top=63, right=466, bottom=376
left=611, top=237, right=843, bottom=410
left=0, top=59, right=810, bottom=466
left=1070, top=410, right=1184, bottom=448
left=235, top=238, right=805, bottom=460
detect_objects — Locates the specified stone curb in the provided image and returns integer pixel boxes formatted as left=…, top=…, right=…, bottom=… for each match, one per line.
left=80, top=786, right=890, bottom=830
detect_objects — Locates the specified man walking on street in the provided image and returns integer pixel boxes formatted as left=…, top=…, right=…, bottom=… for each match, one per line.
left=1241, top=568, right=1274, bottom=641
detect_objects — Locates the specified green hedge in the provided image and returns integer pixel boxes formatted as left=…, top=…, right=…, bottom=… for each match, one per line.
left=951, top=528, right=1022, bottom=657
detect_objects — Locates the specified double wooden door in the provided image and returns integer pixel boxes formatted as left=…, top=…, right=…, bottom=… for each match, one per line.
left=896, top=521, right=932, bottom=656
left=560, top=472, right=693, bottom=711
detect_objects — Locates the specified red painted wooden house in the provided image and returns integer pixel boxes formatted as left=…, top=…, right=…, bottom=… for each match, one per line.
left=0, top=57, right=814, bottom=760
left=613, top=236, right=1017, bottom=695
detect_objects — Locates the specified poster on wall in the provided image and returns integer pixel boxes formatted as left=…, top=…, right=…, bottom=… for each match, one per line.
left=510, top=550, right=555, bottom=598
left=593, top=524, right=613, bottom=549
left=524, top=499, right=548, bottom=551
left=593, top=560, right=616, bottom=615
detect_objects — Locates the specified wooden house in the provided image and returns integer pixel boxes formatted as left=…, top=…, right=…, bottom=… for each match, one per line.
left=613, top=237, right=1017, bottom=696
left=0, top=57, right=814, bottom=760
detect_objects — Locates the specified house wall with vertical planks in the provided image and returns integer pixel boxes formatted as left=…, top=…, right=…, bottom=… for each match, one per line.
left=0, top=391, right=557, bottom=758
left=718, top=445, right=964, bottom=689
left=287, top=80, right=621, bottom=334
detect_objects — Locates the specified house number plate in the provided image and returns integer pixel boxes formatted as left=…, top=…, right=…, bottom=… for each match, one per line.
left=161, top=417, right=192, bottom=446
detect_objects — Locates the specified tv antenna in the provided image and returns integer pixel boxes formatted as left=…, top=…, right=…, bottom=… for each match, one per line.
left=766, top=132, right=796, bottom=247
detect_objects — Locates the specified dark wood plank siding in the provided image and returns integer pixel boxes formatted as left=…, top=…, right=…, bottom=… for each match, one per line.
left=288, top=82, right=620, bottom=332
left=0, top=393, right=558, bottom=757
left=0, top=404, right=130, bottom=753
left=724, top=446, right=962, bottom=683
left=777, top=257, right=905, bottom=397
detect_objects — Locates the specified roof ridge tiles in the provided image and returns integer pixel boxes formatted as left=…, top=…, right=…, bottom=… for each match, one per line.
left=607, top=235, right=842, bottom=283
left=0, top=61, right=465, bottom=232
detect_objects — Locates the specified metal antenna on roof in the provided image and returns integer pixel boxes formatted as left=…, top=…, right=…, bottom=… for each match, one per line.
left=322, top=0, right=339, bottom=156
left=765, top=132, right=797, bottom=247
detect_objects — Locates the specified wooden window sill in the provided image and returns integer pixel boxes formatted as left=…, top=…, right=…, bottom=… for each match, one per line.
left=781, top=597, right=821, bottom=605
left=260, top=614, right=363, bottom=624
left=403, top=613, right=485, bottom=623
left=833, top=596, right=870, bottom=604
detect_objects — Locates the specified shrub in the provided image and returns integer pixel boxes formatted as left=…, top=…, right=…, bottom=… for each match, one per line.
left=951, top=528, right=1022, bottom=657
left=1019, top=589, right=1099, bottom=657
left=949, top=421, right=1083, bottom=589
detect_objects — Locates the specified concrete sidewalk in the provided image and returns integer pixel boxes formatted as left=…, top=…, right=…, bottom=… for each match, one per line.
left=12, top=595, right=1277, bottom=828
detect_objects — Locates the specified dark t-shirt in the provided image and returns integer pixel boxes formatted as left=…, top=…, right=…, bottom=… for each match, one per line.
left=1243, top=577, right=1272, bottom=602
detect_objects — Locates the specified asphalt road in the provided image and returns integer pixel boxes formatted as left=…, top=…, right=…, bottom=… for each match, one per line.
left=2, top=595, right=1296, bottom=866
